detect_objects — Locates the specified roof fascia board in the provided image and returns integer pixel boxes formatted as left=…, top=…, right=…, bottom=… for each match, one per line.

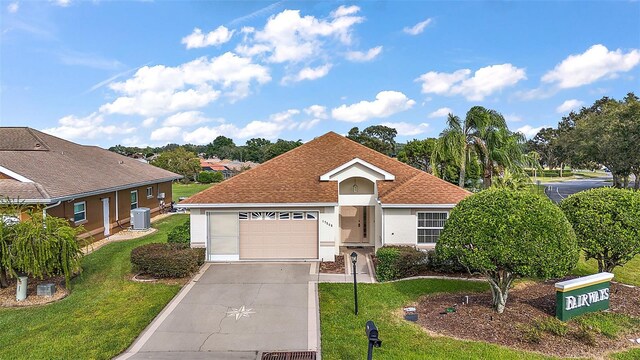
left=178, top=202, right=339, bottom=209
left=380, top=203, right=457, bottom=209
left=0, top=166, right=34, bottom=183
left=0, top=176, right=182, bottom=204
left=319, top=158, right=395, bottom=181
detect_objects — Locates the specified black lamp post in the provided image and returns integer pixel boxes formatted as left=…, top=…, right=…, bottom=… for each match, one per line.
left=351, top=251, right=358, bottom=315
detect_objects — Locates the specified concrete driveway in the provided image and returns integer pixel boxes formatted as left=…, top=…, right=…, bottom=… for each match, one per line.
left=119, top=263, right=318, bottom=360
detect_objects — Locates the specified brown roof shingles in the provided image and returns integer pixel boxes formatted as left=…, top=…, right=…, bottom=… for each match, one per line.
left=0, top=128, right=182, bottom=201
left=184, top=132, right=470, bottom=205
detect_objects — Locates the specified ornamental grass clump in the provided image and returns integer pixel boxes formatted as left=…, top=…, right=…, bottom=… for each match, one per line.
left=437, top=189, right=578, bottom=313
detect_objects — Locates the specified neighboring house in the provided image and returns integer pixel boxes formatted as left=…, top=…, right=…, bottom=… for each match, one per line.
left=0, top=127, right=182, bottom=240
left=199, top=159, right=234, bottom=179
left=180, top=132, right=470, bottom=262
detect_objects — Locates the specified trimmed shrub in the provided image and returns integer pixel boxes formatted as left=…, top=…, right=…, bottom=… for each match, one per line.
left=167, top=219, right=190, bottom=245
left=560, top=187, right=640, bottom=273
left=375, top=247, right=400, bottom=282
left=197, top=171, right=215, bottom=184
left=131, top=243, right=201, bottom=278
left=425, top=249, right=467, bottom=273
left=375, top=246, right=428, bottom=282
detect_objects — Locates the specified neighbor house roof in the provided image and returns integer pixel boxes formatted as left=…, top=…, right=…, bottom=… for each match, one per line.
left=0, top=127, right=182, bottom=203
left=183, top=132, right=470, bottom=206
left=200, top=159, right=229, bottom=171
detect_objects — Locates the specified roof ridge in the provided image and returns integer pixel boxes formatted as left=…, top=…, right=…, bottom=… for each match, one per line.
left=33, top=182, right=51, bottom=199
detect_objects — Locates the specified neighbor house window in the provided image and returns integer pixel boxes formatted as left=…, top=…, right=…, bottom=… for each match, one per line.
left=73, top=202, right=86, bottom=223
left=130, top=191, right=138, bottom=210
left=146, top=186, right=153, bottom=198
left=417, top=212, right=448, bottom=244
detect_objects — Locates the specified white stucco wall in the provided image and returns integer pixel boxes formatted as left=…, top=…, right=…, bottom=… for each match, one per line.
left=319, top=206, right=338, bottom=261
left=190, top=209, right=207, bottom=248
left=383, top=208, right=417, bottom=245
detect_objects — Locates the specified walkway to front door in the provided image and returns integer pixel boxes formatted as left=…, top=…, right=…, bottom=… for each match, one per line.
left=118, top=263, right=318, bottom=360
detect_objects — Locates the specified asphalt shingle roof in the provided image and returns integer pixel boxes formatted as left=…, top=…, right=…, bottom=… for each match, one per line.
left=0, top=127, right=182, bottom=201
left=183, top=132, right=470, bottom=205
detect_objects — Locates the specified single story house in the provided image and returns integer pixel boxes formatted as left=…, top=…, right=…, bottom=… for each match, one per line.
left=0, top=127, right=182, bottom=240
left=180, top=132, right=470, bottom=262
left=199, top=159, right=234, bottom=179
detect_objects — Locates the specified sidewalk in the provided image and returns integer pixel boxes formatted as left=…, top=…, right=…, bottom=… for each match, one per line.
left=317, top=248, right=376, bottom=283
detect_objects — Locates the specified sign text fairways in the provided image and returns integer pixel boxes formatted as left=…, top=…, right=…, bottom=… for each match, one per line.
left=555, top=273, right=614, bottom=321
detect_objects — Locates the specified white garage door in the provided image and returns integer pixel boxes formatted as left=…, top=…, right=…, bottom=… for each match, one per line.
left=239, top=211, right=318, bottom=260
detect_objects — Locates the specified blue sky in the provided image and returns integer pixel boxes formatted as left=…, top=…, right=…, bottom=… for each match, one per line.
left=1, top=1, right=639, bottom=148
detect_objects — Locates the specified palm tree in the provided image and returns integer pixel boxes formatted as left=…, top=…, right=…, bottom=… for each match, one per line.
left=433, top=106, right=507, bottom=188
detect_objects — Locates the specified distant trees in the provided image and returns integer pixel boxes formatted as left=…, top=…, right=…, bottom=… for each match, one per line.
left=151, top=148, right=200, bottom=183
left=244, top=138, right=272, bottom=163
left=205, top=136, right=239, bottom=160
left=397, top=139, right=436, bottom=172
left=347, top=125, right=398, bottom=156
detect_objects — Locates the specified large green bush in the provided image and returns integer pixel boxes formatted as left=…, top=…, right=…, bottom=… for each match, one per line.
left=375, top=246, right=428, bottom=282
left=560, top=188, right=640, bottom=273
left=167, top=219, right=190, bottom=244
left=197, top=171, right=224, bottom=184
left=130, top=243, right=202, bottom=278
left=437, top=189, right=578, bottom=313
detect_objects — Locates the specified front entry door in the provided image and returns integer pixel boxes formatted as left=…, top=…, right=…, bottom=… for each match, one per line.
left=340, top=206, right=366, bottom=243
left=102, top=198, right=110, bottom=236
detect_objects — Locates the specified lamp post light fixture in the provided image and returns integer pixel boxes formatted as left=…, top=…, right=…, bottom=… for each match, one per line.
left=351, top=251, right=358, bottom=315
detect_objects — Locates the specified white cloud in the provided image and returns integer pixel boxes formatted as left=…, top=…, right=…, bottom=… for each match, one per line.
left=403, top=18, right=432, bottom=35
left=269, top=109, right=300, bottom=122
left=121, top=136, right=147, bottom=147
left=57, top=50, right=123, bottom=70
left=101, top=52, right=270, bottom=116
left=304, top=105, right=328, bottom=119
left=182, top=123, right=240, bottom=144
left=416, top=64, right=526, bottom=101
left=295, top=118, right=321, bottom=131
left=163, top=111, right=214, bottom=127
left=50, top=0, right=71, bottom=7
left=332, top=91, right=416, bottom=122
left=428, top=107, right=453, bottom=118
left=181, top=26, right=235, bottom=49
left=542, top=44, right=640, bottom=89
left=236, top=7, right=364, bottom=63
left=345, top=46, right=383, bottom=62
left=517, top=125, right=549, bottom=139
left=282, top=64, right=332, bottom=83
left=556, top=99, right=584, bottom=113
left=150, top=126, right=182, bottom=142
left=380, top=122, right=429, bottom=136
left=7, top=2, right=18, bottom=13
left=504, top=114, right=523, bottom=123
left=142, top=117, right=156, bottom=127
left=42, top=113, right=135, bottom=141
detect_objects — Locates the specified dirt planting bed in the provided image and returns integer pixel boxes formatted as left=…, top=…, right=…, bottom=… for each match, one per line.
left=320, top=254, right=346, bottom=274
left=0, top=275, right=69, bottom=307
left=413, top=279, right=640, bottom=358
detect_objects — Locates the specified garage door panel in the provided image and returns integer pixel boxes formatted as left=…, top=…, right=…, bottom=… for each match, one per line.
left=240, top=217, right=317, bottom=260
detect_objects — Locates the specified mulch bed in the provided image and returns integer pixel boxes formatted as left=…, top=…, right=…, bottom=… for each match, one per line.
left=0, top=275, right=69, bottom=307
left=412, top=279, right=640, bottom=358
left=320, top=254, right=346, bottom=274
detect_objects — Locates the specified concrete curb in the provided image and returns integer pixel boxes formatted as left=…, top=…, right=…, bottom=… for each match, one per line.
left=115, top=263, right=211, bottom=360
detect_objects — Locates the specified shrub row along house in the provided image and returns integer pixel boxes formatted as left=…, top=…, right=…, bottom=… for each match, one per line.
left=180, top=132, right=470, bottom=262
left=0, top=127, right=182, bottom=240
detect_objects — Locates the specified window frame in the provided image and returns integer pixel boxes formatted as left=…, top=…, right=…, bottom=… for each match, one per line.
left=130, top=190, right=138, bottom=210
left=292, top=212, right=305, bottom=220
left=146, top=186, right=153, bottom=199
left=73, top=201, right=87, bottom=223
left=416, top=211, right=448, bottom=245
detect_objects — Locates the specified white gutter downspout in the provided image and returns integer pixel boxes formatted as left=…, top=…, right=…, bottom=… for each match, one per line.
left=115, top=191, right=119, bottom=221
left=42, top=201, right=62, bottom=219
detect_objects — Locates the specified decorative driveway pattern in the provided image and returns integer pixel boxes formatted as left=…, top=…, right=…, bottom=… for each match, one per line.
left=120, top=263, right=317, bottom=360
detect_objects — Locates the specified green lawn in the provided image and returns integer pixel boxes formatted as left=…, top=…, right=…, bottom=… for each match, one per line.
left=319, top=279, right=640, bottom=360
left=0, top=214, right=189, bottom=360
left=172, top=182, right=214, bottom=199
left=572, top=253, right=640, bottom=287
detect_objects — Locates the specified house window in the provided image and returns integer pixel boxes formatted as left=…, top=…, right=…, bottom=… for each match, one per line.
left=278, top=212, right=290, bottom=220
left=292, top=212, right=304, bottom=220
left=73, top=202, right=86, bottom=223
left=264, top=212, right=276, bottom=220
left=251, top=212, right=263, bottom=220
left=305, top=212, right=317, bottom=220
left=239, top=212, right=249, bottom=220
left=417, top=212, right=448, bottom=244
left=146, top=186, right=153, bottom=199
left=130, top=191, right=138, bottom=210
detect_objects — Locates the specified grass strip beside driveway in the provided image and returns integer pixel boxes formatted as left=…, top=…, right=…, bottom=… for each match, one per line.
left=0, top=214, right=188, bottom=360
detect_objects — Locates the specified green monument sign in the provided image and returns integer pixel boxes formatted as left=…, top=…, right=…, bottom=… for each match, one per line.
left=555, top=272, right=614, bottom=321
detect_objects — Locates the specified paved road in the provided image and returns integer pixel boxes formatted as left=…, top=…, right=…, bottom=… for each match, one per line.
left=543, top=178, right=612, bottom=203
left=120, top=263, right=317, bottom=360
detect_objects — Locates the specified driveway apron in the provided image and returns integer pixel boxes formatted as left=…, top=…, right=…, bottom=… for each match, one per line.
left=122, top=263, right=315, bottom=359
